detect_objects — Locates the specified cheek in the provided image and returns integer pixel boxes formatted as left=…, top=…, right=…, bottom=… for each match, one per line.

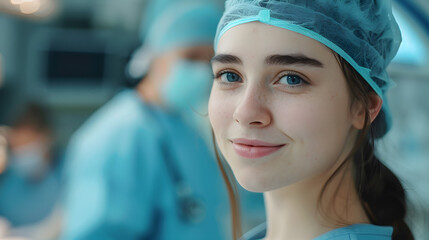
left=286, top=88, right=349, bottom=126
left=208, top=90, right=238, bottom=170
left=275, top=91, right=352, bottom=159
left=208, top=90, right=234, bottom=138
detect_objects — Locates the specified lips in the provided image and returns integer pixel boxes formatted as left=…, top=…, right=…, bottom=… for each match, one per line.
left=231, top=138, right=286, bottom=159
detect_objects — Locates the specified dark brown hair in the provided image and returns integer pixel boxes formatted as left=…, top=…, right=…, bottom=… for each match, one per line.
left=336, top=55, right=414, bottom=240
left=212, top=132, right=243, bottom=240
left=212, top=54, right=414, bottom=240
left=12, top=102, right=51, bottom=132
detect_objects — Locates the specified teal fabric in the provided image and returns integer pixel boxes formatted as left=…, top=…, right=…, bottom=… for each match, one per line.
left=214, top=0, right=402, bottom=138
left=0, top=157, right=62, bottom=226
left=243, top=223, right=393, bottom=240
left=60, top=90, right=228, bottom=240
left=315, top=224, right=393, bottom=240
left=128, top=0, right=222, bottom=78
left=143, top=0, right=222, bottom=53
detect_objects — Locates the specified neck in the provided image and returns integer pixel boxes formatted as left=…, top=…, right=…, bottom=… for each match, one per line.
left=136, top=74, right=162, bottom=105
left=263, top=163, right=369, bottom=240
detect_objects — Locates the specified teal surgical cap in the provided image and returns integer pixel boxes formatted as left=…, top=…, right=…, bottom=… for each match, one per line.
left=128, top=0, right=222, bottom=78
left=215, top=0, right=402, bottom=138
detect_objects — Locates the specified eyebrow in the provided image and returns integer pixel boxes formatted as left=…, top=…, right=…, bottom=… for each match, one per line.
left=211, top=54, right=242, bottom=64
left=265, top=54, right=324, bottom=67
left=211, top=53, right=324, bottom=68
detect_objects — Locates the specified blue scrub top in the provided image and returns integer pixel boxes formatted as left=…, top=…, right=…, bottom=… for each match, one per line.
left=61, top=89, right=229, bottom=240
left=243, top=223, right=393, bottom=240
left=0, top=158, right=62, bottom=226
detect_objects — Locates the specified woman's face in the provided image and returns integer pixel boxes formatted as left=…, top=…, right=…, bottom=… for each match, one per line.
left=209, top=22, right=361, bottom=192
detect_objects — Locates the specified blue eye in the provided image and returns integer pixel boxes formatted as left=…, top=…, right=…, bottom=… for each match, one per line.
left=220, top=72, right=241, bottom=83
left=279, top=74, right=305, bottom=86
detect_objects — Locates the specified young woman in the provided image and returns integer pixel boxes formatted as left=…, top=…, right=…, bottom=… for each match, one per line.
left=208, top=0, right=414, bottom=239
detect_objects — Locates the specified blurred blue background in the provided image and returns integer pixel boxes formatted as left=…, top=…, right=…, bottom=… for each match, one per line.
left=0, top=0, right=427, bottom=239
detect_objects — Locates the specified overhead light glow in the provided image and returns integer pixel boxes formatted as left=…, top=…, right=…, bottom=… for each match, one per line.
left=19, top=0, right=41, bottom=14
left=10, top=0, right=34, bottom=5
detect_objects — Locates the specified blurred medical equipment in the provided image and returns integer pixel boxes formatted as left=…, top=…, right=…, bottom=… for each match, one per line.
left=24, top=28, right=134, bottom=107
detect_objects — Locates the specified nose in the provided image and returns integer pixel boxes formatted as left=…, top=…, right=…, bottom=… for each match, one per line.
left=233, top=86, right=272, bottom=128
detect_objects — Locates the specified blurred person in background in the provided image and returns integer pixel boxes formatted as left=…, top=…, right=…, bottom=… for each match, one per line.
left=0, top=102, right=63, bottom=239
left=60, top=0, right=230, bottom=239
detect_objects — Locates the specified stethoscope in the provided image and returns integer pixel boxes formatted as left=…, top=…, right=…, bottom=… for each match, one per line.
left=141, top=98, right=207, bottom=224
left=160, top=128, right=207, bottom=224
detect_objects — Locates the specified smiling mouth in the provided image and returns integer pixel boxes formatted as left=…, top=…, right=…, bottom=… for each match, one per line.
left=231, top=139, right=286, bottom=159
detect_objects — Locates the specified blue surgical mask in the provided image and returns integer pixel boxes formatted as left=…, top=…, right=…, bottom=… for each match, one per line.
left=161, top=60, right=213, bottom=113
left=161, top=60, right=214, bottom=146
left=8, top=141, right=49, bottom=179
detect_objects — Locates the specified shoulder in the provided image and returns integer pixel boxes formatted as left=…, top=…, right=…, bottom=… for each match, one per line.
left=241, top=224, right=392, bottom=240
left=241, top=222, right=267, bottom=240
left=314, top=224, right=393, bottom=240
left=71, top=90, right=162, bottom=146
left=65, top=90, right=165, bottom=168
left=84, top=90, right=157, bottom=130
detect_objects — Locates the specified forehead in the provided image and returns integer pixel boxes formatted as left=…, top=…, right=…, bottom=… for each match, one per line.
left=216, top=22, right=334, bottom=63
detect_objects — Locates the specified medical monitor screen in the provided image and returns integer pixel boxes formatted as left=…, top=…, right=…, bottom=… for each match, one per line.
left=45, top=50, right=106, bottom=86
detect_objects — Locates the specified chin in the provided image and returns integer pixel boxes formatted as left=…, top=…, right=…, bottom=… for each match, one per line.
left=234, top=167, right=285, bottom=193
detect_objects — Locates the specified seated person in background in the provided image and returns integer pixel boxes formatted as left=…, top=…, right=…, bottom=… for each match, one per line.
left=0, top=102, right=63, bottom=238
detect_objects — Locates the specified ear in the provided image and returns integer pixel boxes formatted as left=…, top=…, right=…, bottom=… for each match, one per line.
left=352, top=93, right=383, bottom=130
